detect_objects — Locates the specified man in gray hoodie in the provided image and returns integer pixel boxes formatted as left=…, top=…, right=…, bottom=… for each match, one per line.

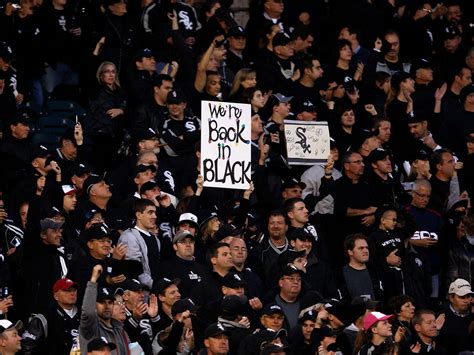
left=79, top=265, right=131, bottom=354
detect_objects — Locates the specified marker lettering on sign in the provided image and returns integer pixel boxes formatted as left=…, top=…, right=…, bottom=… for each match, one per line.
left=208, top=119, right=249, bottom=144
left=208, top=102, right=243, bottom=119
left=203, top=158, right=252, bottom=184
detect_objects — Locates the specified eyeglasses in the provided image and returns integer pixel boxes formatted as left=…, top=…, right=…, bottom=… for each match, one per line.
left=114, top=301, right=125, bottom=306
left=413, top=191, right=431, bottom=199
left=283, top=276, right=302, bottom=282
left=348, top=160, right=363, bottom=164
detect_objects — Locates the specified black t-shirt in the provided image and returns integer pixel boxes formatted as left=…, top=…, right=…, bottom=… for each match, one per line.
left=290, top=82, right=320, bottom=114
left=342, top=265, right=375, bottom=300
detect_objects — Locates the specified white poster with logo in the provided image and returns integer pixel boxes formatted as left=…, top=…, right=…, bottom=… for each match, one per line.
left=284, top=120, right=330, bottom=165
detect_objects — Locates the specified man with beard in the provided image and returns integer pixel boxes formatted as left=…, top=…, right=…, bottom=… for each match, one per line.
left=372, top=29, right=411, bottom=76
left=79, top=265, right=131, bottom=354
left=252, top=211, right=289, bottom=288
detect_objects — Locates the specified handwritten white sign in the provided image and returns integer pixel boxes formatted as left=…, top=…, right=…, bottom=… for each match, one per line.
left=284, top=120, right=330, bottom=165
left=200, top=101, right=252, bottom=189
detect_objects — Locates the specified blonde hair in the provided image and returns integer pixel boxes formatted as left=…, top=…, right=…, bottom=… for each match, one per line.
left=96, top=61, right=121, bottom=88
left=230, top=68, right=256, bottom=96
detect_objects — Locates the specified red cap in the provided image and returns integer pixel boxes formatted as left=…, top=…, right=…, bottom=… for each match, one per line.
left=53, top=278, right=78, bottom=293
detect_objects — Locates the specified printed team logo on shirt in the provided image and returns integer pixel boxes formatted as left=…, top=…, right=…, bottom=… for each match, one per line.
left=411, top=231, right=438, bottom=240
left=178, top=10, right=193, bottom=31
left=185, top=121, right=197, bottom=132
left=189, top=271, right=201, bottom=282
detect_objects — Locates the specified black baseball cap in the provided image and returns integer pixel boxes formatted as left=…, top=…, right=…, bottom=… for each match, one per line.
left=368, top=148, right=390, bottom=164
left=273, top=32, right=292, bottom=48
left=87, top=338, right=117, bottom=352
left=405, top=110, right=427, bottom=124
left=197, top=210, right=219, bottom=228
left=171, top=298, right=196, bottom=316
left=279, top=264, right=304, bottom=280
left=215, top=224, right=242, bottom=242
left=220, top=295, right=249, bottom=316
left=134, top=164, right=157, bottom=177
left=299, top=309, right=317, bottom=322
left=410, top=58, right=431, bottom=75
left=204, top=322, right=231, bottom=338
left=97, top=287, right=115, bottom=302
left=167, top=89, right=187, bottom=104
left=222, top=272, right=247, bottom=288
left=121, top=278, right=147, bottom=292
left=153, top=277, right=180, bottom=295
left=281, top=178, right=306, bottom=191
left=69, top=162, right=92, bottom=177
left=442, top=24, right=461, bottom=40
left=82, top=223, right=112, bottom=243
left=228, top=26, right=246, bottom=37
left=261, top=303, right=285, bottom=316
left=134, top=128, right=158, bottom=143
left=0, top=46, right=13, bottom=62
left=83, top=174, right=104, bottom=195
left=31, top=145, right=50, bottom=160
left=133, top=48, right=154, bottom=61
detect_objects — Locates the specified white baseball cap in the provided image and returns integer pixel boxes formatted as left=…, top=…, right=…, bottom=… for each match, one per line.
left=449, top=279, right=473, bottom=296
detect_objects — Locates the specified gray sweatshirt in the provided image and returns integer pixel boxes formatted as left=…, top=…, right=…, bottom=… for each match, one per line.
left=79, top=281, right=130, bottom=355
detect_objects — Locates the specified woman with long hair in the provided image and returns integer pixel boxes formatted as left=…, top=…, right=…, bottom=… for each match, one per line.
left=86, top=61, right=127, bottom=173
left=242, top=87, right=266, bottom=115
left=329, top=105, right=362, bottom=154
left=354, top=312, right=402, bottom=355
left=229, top=68, right=257, bottom=102
left=193, top=211, right=221, bottom=263
left=447, top=213, right=474, bottom=288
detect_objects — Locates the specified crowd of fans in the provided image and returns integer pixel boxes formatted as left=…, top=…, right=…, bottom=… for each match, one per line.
left=0, top=0, right=474, bottom=354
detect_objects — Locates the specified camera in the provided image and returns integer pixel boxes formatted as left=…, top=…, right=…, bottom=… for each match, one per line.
left=0, top=287, right=9, bottom=299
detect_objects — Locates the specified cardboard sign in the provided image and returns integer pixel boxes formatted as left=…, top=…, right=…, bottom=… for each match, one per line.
left=200, top=101, right=252, bottom=189
left=284, top=120, right=330, bottom=165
